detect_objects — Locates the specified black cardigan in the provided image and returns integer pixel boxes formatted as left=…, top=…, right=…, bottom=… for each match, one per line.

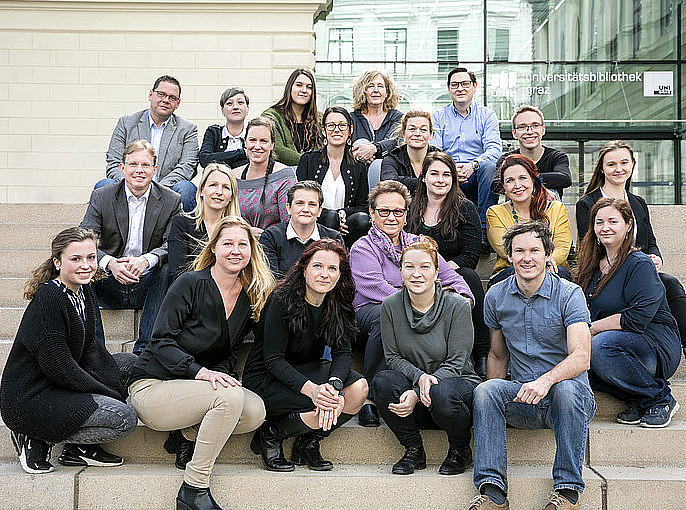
left=129, top=268, right=254, bottom=384
left=296, top=150, right=368, bottom=216
left=0, top=283, right=126, bottom=443
left=168, top=214, right=207, bottom=283
left=380, top=144, right=440, bottom=195
left=575, top=188, right=660, bottom=257
left=350, top=109, right=403, bottom=158
left=198, top=124, right=249, bottom=169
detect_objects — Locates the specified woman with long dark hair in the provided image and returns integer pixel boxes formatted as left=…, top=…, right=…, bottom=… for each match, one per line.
left=575, top=198, right=681, bottom=428
left=243, top=239, right=368, bottom=472
left=263, top=68, right=322, bottom=166
left=406, top=151, right=488, bottom=378
left=129, top=216, right=273, bottom=510
left=486, top=154, right=572, bottom=286
left=232, top=117, right=296, bottom=238
left=576, top=140, right=686, bottom=358
left=297, top=106, right=370, bottom=246
left=1, top=227, right=137, bottom=474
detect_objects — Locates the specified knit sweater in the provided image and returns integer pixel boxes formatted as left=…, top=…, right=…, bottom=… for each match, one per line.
left=262, top=107, right=322, bottom=166
left=0, top=283, right=126, bottom=443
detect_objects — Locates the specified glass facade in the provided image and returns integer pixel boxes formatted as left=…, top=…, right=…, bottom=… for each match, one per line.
left=314, top=0, right=685, bottom=204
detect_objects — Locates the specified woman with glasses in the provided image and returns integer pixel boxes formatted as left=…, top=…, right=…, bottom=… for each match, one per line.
left=350, top=70, right=403, bottom=164
left=263, top=68, right=322, bottom=166
left=380, top=110, right=439, bottom=195
left=198, top=87, right=250, bottom=169
left=350, top=180, right=474, bottom=427
left=296, top=106, right=370, bottom=246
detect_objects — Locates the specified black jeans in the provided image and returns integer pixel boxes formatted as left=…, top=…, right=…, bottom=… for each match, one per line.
left=372, top=370, right=476, bottom=449
left=456, top=266, right=490, bottom=361
left=355, top=303, right=385, bottom=400
left=660, top=272, right=686, bottom=349
left=319, top=210, right=370, bottom=248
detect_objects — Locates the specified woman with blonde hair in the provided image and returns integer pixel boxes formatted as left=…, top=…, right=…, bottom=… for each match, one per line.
left=350, top=69, right=403, bottom=164
left=128, top=216, right=274, bottom=510
left=1, top=227, right=137, bottom=474
left=168, top=163, right=241, bottom=282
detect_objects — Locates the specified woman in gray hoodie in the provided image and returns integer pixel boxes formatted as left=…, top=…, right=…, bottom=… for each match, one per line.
left=372, top=237, right=480, bottom=476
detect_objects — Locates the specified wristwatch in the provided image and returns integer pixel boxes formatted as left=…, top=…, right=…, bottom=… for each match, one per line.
left=471, top=160, right=480, bottom=171
left=328, top=377, right=344, bottom=392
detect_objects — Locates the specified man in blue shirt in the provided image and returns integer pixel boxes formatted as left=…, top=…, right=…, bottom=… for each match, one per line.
left=432, top=67, right=502, bottom=228
left=467, top=221, right=595, bottom=510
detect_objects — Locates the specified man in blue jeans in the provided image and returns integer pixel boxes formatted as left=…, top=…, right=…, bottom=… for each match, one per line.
left=468, top=221, right=595, bottom=510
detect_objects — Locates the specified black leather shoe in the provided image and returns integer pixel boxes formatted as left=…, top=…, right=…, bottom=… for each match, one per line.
left=58, top=443, right=123, bottom=467
left=438, top=446, right=473, bottom=475
left=164, top=430, right=195, bottom=470
left=391, top=445, right=426, bottom=475
left=358, top=403, right=380, bottom=427
left=291, top=432, right=333, bottom=471
left=176, top=482, right=223, bottom=510
left=474, top=357, right=488, bottom=381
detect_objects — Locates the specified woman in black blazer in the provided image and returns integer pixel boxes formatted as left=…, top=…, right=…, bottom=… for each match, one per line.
left=297, top=106, right=370, bottom=246
left=198, top=87, right=249, bottom=169
left=576, top=140, right=686, bottom=358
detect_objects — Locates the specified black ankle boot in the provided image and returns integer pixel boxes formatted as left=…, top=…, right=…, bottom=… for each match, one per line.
left=391, top=445, right=426, bottom=475
left=438, top=445, right=473, bottom=475
left=164, top=430, right=195, bottom=470
left=250, top=412, right=312, bottom=472
left=291, top=412, right=353, bottom=471
left=176, top=482, right=223, bottom=510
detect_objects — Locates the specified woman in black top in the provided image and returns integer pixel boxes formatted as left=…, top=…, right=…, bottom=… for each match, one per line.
left=1, top=227, right=136, bottom=474
left=128, top=216, right=274, bottom=510
left=576, top=140, right=686, bottom=358
left=198, top=87, right=250, bottom=169
left=405, top=152, right=489, bottom=379
left=243, top=239, right=369, bottom=472
left=297, top=106, right=370, bottom=246
left=168, top=163, right=242, bottom=283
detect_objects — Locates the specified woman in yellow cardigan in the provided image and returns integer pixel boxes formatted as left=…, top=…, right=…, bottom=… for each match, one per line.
left=486, top=154, right=572, bottom=287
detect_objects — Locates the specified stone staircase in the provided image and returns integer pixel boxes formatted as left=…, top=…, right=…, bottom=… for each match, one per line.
left=0, top=203, right=684, bottom=510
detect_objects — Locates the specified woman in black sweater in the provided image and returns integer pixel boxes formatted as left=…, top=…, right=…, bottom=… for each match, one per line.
left=297, top=106, right=370, bottom=246
left=128, top=216, right=274, bottom=510
left=0, top=227, right=137, bottom=474
left=243, top=239, right=368, bottom=472
left=405, top=152, right=489, bottom=379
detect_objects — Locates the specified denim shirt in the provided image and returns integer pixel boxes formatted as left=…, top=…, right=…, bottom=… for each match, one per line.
left=431, top=101, right=502, bottom=165
left=484, top=271, right=591, bottom=387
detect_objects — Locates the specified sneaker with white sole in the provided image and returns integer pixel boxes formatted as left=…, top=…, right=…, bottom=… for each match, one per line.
left=10, top=431, right=54, bottom=474
left=616, top=402, right=645, bottom=425
left=58, top=443, right=123, bottom=467
left=640, top=396, right=680, bottom=428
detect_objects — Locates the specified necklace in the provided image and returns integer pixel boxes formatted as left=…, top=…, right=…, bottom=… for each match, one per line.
left=509, top=202, right=530, bottom=224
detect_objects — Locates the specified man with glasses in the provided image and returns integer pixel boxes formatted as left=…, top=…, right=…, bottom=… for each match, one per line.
left=82, top=140, right=181, bottom=353
left=432, top=67, right=502, bottom=234
left=496, top=105, right=571, bottom=199
left=103, top=75, right=199, bottom=212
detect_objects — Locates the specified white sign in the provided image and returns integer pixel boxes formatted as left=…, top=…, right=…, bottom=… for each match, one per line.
left=643, top=71, right=673, bottom=97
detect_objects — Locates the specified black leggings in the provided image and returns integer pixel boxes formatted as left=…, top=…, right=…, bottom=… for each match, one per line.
left=660, top=272, right=686, bottom=349
left=319, top=210, right=370, bottom=248
left=456, top=267, right=490, bottom=361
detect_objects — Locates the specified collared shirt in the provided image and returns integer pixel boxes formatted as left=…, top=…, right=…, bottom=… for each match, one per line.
left=431, top=101, right=502, bottom=165
left=484, top=271, right=591, bottom=387
left=148, top=112, right=168, bottom=156
left=221, top=125, right=246, bottom=152
left=286, top=221, right=321, bottom=245
left=51, top=279, right=86, bottom=325
left=99, top=185, right=159, bottom=271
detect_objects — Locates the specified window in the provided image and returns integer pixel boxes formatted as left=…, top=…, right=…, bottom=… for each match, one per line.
left=633, top=0, right=642, bottom=57
left=660, top=0, right=672, bottom=35
left=437, top=29, right=459, bottom=74
left=327, top=28, right=353, bottom=74
left=384, top=28, right=407, bottom=73
left=488, top=28, right=509, bottom=62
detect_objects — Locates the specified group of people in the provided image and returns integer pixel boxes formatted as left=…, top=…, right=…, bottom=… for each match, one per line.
left=0, top=66, right=684, bottom=510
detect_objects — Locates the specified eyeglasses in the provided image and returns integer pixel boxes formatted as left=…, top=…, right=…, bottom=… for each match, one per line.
left=373, top=208, right=406, bottom=217
left=153, top=90, right=180, bottom=103
left=324, top=122, right=349, bottom=132
left=448, top=80, right=473, bottom=90
left=514, top=123, right=543, bottom=132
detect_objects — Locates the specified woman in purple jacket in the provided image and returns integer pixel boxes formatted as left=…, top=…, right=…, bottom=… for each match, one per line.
left=350, top=180, right=474, bottom=426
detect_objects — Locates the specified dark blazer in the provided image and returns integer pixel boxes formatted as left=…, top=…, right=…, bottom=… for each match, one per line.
left=198, top=124, right=248, bottom=169
left=380, top=144, right=439, bottom=194
left=296, top=150, right=368, bottom=216
left=259, top=221, right=343, bottom=278
left=168, top=214, right=207, bottom=283
left=80, top=180, right=182, bottom=265
left=105, top=109, right=199, bottom=185
left=575, top=188, right=660, bottom=257
left=350, top=109, right=403, bottom=158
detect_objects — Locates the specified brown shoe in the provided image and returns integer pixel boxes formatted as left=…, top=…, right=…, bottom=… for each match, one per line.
left=543, top=491, right=579, bottom=510
left=467, top=494, right=510, bottom=510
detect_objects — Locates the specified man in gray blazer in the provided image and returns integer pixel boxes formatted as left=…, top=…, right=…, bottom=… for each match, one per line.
left=101, top=75, right=199, bottom=212
left=83, top=140, right=181, bottom=353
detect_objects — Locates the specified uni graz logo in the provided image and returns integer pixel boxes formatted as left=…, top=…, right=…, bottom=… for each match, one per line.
left=643, top=71, right=673, bottom=97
